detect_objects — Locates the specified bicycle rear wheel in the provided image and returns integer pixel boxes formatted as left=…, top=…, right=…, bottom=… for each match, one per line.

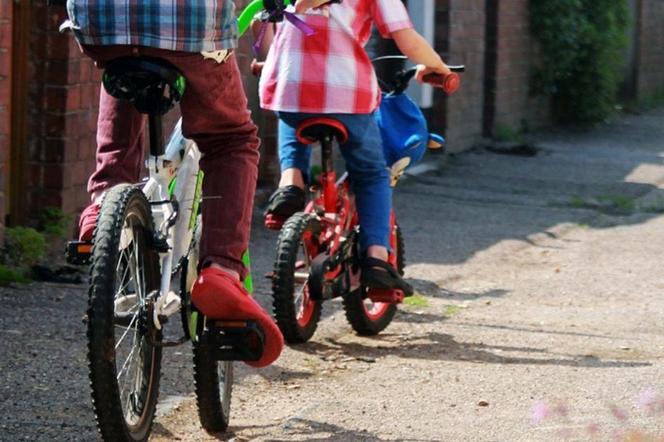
left=193, top=340, right=234, bottom=432
left=87, top=184, right=162, bottom=441
left=182, top=220, right=234, bottom=433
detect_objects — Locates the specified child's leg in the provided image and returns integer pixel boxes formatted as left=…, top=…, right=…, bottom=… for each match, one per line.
left=171, top=51, right=283, bottom=367
left=175, top=54, right=260, bottom=279
left=336, top=114, right=413, bottom=294
left=88, top=87, right=146, bottom=198
left=336, top=114, right=392, bottom=254
left=264, top=113, right=313, bottom=220
left=277, top=113, right=313, bottom=186
left=77, top=45, right=147, bottom=241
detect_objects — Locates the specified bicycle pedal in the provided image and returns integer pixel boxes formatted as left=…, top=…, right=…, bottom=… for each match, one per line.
left=204, top=320, right=265, bottom=362
left=66, top=241, right=92, bottom=265
left=264, top=214, right=286, bottom=231
left=367, top=288, right=405, bottom=304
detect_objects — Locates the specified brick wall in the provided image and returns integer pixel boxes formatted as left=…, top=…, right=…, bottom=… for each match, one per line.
left=636, top=0, right=664, bottom=99
left=0, top=1, right=11, bottom=243
left=491, top=0, right=550, bottom=134
left=6, top=0, right=664, bottom=228
left=27, top=4, right=99, bottom=227
left=432, top=0, right=486, bottom=153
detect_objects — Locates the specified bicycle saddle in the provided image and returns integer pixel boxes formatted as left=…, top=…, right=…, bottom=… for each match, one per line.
left=296, top=118, right=349, bottom=145
left=102, top=57, right=186, bottom=115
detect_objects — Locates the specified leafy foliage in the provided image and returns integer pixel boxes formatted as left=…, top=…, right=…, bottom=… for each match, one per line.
left=530, top=0, right=629, bottom=123
left=4, top=227, right=47, bottom=267
left=0, top=265, right=30, bottom=287
left=39, top=207, right=72, bottom=239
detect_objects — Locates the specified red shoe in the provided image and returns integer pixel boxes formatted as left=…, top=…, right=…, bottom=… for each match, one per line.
left=191, top=267, right=284, bottom=368
left=79, top=203, right=100, bottom=242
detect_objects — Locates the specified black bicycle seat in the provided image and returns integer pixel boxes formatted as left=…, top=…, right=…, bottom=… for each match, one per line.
left=102, top=57, right=186, bottom=115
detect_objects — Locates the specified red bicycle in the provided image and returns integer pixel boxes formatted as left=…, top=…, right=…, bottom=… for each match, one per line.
left=269, top=62, right=464, bottom=343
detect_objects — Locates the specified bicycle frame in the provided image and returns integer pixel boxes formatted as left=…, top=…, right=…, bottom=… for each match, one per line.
left=303, top=132, right=402, bottom=302
left=139, top=120, right=202, bottom=326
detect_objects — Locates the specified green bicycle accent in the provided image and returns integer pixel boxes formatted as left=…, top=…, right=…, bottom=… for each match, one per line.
left=189, top=311, right=200, bottom=342
left=174, top=75, right=186, bottom=97
left=168, top=176, right=177, bottom=197
left=242, top=250, right=254, bottom=294
left=237, top=0, right=293, bottom=36
left=189, top=171, right=204, bottom=230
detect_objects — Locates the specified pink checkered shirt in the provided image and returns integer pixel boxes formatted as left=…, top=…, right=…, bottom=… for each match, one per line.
left=259, top=0, right=413, bottom=114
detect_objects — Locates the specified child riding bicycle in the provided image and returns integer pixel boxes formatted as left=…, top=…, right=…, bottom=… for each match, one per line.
left=60, top=0, right=344, bottom=368
left=259, top=0, right=452, bottom=293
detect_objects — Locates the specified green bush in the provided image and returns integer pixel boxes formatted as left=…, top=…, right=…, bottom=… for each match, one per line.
left=4, top=227, right=47, bottom=267
left=0, top=265, right=30, bottom=287
left=39, top=207, right=72, bottom=239
left=531, top=0, right=629, bottom=123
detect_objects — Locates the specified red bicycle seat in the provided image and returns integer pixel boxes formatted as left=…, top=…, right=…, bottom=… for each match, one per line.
left=296, top=118, right=349, bottom=145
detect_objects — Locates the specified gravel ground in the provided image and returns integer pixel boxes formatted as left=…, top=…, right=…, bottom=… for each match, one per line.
left=2, top=108, right=664, bottom=441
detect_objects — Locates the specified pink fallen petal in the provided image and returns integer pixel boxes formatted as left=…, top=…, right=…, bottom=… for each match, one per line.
left=636, top=389, right=658, bottom=409
left=531, top=402, right=552, bottom=425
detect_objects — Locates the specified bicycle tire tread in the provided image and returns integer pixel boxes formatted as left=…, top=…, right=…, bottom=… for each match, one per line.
left=342, top=225, right=404, bottom=336
left=87, top=184, right=161, bottom=442
left=272, top=212, right=322, bottom=343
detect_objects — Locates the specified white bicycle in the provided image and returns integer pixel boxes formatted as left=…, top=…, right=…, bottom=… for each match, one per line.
left=67, top=50, right=257, bottom=442
left=64, top=1, right=334, bottom=439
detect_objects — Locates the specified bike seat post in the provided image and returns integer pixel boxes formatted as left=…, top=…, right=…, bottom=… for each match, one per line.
left=148, top=113, right=164, bottom=157
left=320, top=135, right=338, bottom=214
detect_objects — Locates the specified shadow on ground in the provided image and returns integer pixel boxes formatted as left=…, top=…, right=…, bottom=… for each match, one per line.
left=289, top=317, right=650, bottom=370
left=395, top=108, right=664, bottom=267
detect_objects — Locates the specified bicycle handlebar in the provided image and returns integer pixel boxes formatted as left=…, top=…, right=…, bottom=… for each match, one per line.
left=372, top=55, right=464, bottom=95
left=392, top=65, right=465, bottom=95
left=238, top=0, right=293, bottom=36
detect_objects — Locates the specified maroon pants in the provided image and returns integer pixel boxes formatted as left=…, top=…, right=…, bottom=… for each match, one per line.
left=83, top=45, right=260, bottom=279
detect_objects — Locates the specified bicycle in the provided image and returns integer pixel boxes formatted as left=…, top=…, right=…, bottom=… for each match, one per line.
left=64, top=1, right=301, bottom=440
left=269, top=59, right=464, bottom=343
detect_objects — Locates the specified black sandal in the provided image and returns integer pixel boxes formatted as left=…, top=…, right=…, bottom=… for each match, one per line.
left=360, top=257, right=414, bottom=296
left=263, top=185, right=306, bottom=218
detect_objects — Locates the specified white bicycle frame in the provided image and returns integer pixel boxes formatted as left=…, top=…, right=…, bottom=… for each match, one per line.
left=140, top=119, right=201, bottom=328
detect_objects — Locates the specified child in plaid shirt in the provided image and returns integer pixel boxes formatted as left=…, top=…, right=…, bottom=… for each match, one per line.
left=260, top=0, right=451, bottom=292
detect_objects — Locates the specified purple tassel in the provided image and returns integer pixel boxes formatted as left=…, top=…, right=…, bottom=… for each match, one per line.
left=283, top=11, right=316, bottom=36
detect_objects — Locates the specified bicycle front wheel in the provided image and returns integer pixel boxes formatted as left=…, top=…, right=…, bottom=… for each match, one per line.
left=87, top=184, right=162, bottom=441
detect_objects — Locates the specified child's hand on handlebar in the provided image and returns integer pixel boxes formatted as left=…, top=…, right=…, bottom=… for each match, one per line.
left=416, top=64, right=461, bottom=95
left=414, top=64, right=451, bottom=84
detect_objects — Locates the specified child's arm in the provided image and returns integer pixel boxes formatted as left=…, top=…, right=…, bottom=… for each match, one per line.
left=391, top=28, right=452, bottom=83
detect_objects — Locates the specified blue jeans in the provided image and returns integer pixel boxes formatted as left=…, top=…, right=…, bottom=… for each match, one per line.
left=277, top=112, right=391, bottom=252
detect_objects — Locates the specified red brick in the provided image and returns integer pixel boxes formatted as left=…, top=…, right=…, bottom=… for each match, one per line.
left=79, top=60, right=92, bottom=83
left=0, top=106, right=9, bottom=137
left=0, top=1, right=12, bottom=20
left=0, top=22, right=10, bottom=50
left=70, top=160, right=89, bottom=186
left=45, top=34, right=70, bottom=60
left=78, top=135, right=96, bottom=161
left=65, top=86, right=81, bottom=110
left=80, top=83, right=96, bottom=109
